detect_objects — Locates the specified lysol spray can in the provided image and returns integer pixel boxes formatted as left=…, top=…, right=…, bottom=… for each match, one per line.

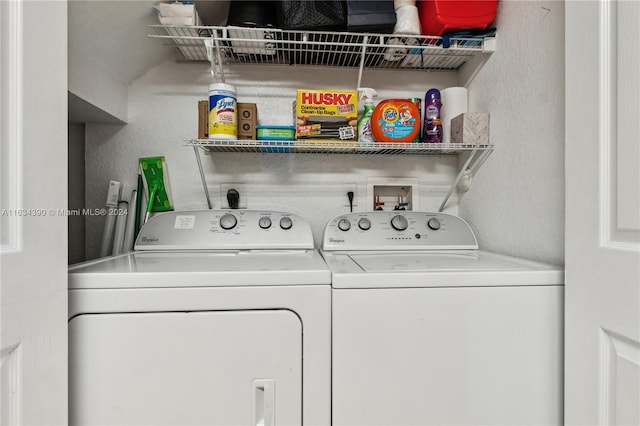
left=409, top=97, right=422, bottom=143
left=208, top=83, right=237, bottom=140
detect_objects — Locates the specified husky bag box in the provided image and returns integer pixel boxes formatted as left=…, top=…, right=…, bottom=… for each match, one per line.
left=294, top=89, right=358, bottom=142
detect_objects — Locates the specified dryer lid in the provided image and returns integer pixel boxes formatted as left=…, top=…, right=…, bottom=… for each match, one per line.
left=69, top=249, right=331, bottom=289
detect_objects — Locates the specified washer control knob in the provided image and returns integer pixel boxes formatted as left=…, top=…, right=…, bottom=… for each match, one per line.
left=219, top=213, right=237, bottom=230
left=258, top=216, right=272, bottom=229
left=280, top=216, right=293, bottom=230
left=358, top=218, right=371, bottom=230
left=390, top=214, right=409, bottom=231
left=427, top=217, right=441, bottom=230
left=338, top=218, right=351, bottom=231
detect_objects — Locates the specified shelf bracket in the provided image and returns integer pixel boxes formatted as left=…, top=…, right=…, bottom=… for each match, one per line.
left=438, top=147, right=493, bottom=212
left=458, top=36, right=496, bottom=87
left=356, top=35, right=369, bottom=89
left=206, top=30, right=226, bottom=83
left=193, top=145, right=213, bottom=209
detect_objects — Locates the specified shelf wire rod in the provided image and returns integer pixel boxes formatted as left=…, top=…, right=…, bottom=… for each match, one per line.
left=205, top=39, right=216, bottom=81
left=193, top=145, right=213, bottom=209
left=210, top=31, right=226, bottom=83
left=357, top=35, right=368, bottom=90
left=438, top=148, right=478, bottom=212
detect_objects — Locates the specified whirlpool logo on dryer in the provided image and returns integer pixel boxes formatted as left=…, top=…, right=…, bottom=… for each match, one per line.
left=141, top=236, right=159, bottom=243
left=329, top=238, right=345, bottom=244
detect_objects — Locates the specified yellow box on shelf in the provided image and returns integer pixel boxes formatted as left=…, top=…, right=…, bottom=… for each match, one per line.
left=293, top=89, right=358, bottom=143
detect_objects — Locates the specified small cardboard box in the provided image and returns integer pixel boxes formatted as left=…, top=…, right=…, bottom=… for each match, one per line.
left=198, top=100, right=208, bottom=139
left=294, top=89, right=358, bottom=141
left=237, top=102, right=258, bottom=140
left=451, top=112, right=490, bottom=144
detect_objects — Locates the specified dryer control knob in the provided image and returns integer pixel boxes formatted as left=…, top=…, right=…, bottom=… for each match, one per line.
left=280, top=216, right=293, bottom=230
left=358, top=218, right=371, bottom=230
left=427, top=217, right=441, bottom=230
left=258, top=216, right=272, bottom=229
left=219, top=213, right=237, bottom=230
left=390, top=214, right=408, bottom=231
left=338, top=218, right=351, bottom=231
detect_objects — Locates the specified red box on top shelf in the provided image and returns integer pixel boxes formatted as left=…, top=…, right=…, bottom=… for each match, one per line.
left=417, top=0, right=497, bottom=36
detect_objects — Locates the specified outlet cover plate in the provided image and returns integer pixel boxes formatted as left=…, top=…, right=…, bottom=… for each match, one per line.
left=220, top=183, right=247, bottom=209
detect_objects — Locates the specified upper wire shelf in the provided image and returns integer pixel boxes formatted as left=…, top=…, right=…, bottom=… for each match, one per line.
left=187, top=139, right=494, bottom=155
left=149, top=25, right=496, bottom=72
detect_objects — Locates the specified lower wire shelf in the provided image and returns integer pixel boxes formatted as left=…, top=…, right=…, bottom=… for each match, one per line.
left=186, top=138, right=494, bottom=155
left=186, top=139, right=494, bottom=212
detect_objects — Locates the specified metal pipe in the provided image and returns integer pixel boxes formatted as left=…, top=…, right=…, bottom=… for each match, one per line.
left=193, top=145, right=213, bottom=209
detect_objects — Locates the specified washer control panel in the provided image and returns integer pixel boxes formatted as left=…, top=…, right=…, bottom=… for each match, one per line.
left=135, top=210, right=313, bottom=250
left=322, top=212, right=478, bottom=251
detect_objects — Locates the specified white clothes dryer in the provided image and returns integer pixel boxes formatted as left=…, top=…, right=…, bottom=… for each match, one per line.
left=69, top=210, right=331, bottom=426
left=321, top=211, right=564, bottom=426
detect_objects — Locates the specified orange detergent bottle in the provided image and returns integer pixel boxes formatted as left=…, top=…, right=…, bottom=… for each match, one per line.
left=371, top=99, right=421, bottom=142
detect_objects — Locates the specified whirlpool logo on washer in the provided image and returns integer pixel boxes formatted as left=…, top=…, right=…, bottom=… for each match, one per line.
left=141, top=236, right=159, bottom=243
left=329, top=238, right=345, bottom=244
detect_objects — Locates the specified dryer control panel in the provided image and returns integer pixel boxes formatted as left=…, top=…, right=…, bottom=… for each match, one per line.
left=322, top=212, right=478, bottom=251
left=135, top=210, right=314, bottom=250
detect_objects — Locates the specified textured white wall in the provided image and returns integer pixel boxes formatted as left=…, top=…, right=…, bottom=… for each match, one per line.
left=461, top=0, right=565, bottom=265
left=84, top=62, right=461, bottom=259
left=82, top=0, right=566, bottom=264
left=68, top=124, right=86, bottom=264
left=68, top=47, right=129, bottom=122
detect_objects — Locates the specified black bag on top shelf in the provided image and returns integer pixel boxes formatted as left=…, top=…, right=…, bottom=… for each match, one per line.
left=277, top=1, right=347, bottom=30
left=228, top=1, right=278, bottom=27
left=226, top=1, right=282, bottom=62
left=346, top=0, right=396, bottom=33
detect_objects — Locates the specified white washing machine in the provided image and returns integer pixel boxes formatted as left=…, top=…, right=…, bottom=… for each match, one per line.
left=321, top=211, right=564, bottom=426
left=68, top=210, right=331, bottom=426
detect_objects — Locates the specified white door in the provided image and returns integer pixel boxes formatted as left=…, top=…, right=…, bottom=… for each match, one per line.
left=0, top=1, right=68, bottom=424
left=565, top=1, right=640, bottom=424
left=69, top=310, right=302, bottom=426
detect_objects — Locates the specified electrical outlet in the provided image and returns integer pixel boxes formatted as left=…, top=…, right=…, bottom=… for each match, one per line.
left=220, top=183, right=247, bottom=209
left=343, top=183, right=357, bottom=207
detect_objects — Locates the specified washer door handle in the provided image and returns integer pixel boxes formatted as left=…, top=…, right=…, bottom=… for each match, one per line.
left=253, top=379, right=275, bottom=426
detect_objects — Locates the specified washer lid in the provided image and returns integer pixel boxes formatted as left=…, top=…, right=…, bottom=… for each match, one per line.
left=321, top=250, right=564, bottom=288
left=351, top=251, right=508, bottom=272
left=69, top=249, right=331, bottom=289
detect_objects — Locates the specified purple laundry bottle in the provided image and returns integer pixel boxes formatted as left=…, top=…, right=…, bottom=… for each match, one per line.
left=423, top=88, right=443, bottom=143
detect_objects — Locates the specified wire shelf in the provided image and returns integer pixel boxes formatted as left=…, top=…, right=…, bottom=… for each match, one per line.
left=186, top=139, right=494, bottom=155
left=149, top=25, right=495, bottom=72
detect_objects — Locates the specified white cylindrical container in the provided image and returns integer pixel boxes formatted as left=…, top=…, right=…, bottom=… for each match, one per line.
left=122, top=190, right=138, bottom=253
left=208, top=83, right=237, bottom=140
left=393, top=5, right=421, bottom=35
left=440, top=87, right=468, bottom=144
left=111, top=201, right=129, bottom=255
